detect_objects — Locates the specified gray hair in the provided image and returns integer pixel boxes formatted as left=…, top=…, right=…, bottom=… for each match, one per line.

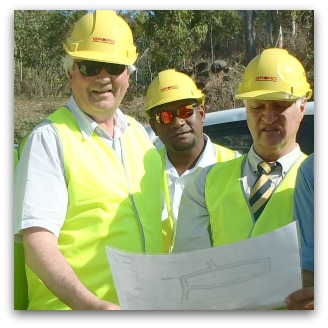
left=62, top=54, right=75, bottom=75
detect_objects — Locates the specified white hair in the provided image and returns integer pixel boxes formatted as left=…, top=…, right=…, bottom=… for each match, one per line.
left=295, top=96, right=307, bottom=106
left=62, top=54, right=75, bottom=76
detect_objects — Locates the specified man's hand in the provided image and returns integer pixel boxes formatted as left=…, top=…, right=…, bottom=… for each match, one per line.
left=285, top=287, right=314, bottom=310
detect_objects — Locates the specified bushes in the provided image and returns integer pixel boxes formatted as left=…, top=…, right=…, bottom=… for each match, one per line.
left=14, top=112, right=43, bottom=145
left=14, top=96, right=67, bottom=145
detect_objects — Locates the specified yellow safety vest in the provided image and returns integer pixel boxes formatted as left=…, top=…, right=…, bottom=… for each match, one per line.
left=161, top=143, right=237, bottom=253
left=25, top=107, right=163, bottom=310
left=206, top=154, right=307, bottom=246
left=14, top=145, right=29, bottom=310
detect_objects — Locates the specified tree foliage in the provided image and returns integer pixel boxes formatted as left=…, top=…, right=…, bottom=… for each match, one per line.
left=14, top=10, right=87, bottom=97
left=14, top=10, right=314, bottom=102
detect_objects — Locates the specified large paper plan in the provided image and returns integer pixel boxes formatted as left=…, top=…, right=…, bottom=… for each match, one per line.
left=106, top=222, right=302, bottom=310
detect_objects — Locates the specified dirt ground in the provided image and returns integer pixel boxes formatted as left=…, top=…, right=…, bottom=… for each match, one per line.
left=14, top=96, right=69, bottom=119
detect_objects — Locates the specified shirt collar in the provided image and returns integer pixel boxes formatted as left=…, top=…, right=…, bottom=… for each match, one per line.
left=247, top=144, right=303, bottom=176
left=165, top=134, right=217, bottom=176
left=196, top=134, right=218, bottom=168
left=65, top=96, right=129, bottom=140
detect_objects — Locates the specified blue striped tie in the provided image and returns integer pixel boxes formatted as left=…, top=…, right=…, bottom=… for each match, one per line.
left=249, top=161, right=277, bottom=221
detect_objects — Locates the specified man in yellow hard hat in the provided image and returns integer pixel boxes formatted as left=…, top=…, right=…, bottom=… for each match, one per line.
left=172, top=48, right=313, bottom=309
left=144, top=69, right=239, bottom=253
left=14, top=10, right=163, bottom=310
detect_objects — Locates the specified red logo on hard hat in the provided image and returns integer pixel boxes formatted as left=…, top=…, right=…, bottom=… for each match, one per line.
left=93, top=37, right=115, bottom=45
left=255, top=76, right=277, bottom=82
left=161, top=85, right=178, bottom=92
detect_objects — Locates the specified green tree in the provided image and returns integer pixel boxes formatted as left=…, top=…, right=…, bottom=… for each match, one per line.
left=14, top=10, right=87, bottom=97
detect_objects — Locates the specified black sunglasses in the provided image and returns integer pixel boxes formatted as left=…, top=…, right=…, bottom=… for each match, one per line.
left=75, top=61, right=126, bottom=77
left=153, top=104, right=197, bottom=125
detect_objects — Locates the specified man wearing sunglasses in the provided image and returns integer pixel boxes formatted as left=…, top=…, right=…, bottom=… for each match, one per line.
left=14, top=10, right=163, bottom=310
left=144, top=69, right=240, bottom=253
left=172, top=49, right=313, bottom=309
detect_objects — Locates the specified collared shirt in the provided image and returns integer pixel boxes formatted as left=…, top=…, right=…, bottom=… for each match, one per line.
left=67, top=96, right=130, bottom=160
left=164, top=134, right=218, bottom=221
left=14, top=96, right=132, bottom=239
left=243, top=144, right=303, bottom=198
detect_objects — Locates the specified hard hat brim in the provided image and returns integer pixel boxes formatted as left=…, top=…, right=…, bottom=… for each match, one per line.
left=235, top=90, right=302, bottom=101
left=146, top=95, right=204, bottom=113
left=64, top=48, right=138, bottom=66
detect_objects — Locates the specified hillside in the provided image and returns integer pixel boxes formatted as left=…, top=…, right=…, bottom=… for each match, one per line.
left=14, top=63, right=244, bottom=145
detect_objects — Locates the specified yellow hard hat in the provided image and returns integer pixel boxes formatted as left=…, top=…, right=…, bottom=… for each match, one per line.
left=64, top=10, right=138, bottom=65
left=144, top=69, right=205, bottom=113
left=235, top=48, right=312, bottom=100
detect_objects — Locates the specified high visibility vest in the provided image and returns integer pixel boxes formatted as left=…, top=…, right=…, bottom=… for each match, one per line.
left=161, top=143, right=237, bottom=253
left=24, top=107, right=163, bottom=310
left=206, top=154, right=307, bottom=246
left=14, top=145, right=29, bottom=310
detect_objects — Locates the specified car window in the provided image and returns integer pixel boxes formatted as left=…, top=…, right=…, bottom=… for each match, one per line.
left=204, top=114, right=314, bottom=155
left=204, top=120, right=251, bottom=154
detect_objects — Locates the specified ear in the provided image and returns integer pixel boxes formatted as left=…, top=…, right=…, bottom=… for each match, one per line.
left=198, top=104, right=206, bottom=123
left=149, top=118, right=158, bottom=136
left=299, top=99, right=307, bottom=121
left=300, top=99, right=307, bottom=112
left=67, top=68, right=73, bottom=85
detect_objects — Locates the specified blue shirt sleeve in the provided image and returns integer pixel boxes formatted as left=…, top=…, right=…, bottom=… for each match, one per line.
left=293, top=153, right=314, bottom=272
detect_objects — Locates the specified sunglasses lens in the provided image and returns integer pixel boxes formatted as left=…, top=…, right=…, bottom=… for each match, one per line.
left=159, top=112, right=174, bottom=124
left=155, top=105, right=195, bottom=125
left=76, top=61, right=126, bottom=76
left=106, top=63, right=126, bottom=75
left=77, top=62, right=101, bottom=76
left=177, top=105, right=194, bottom=118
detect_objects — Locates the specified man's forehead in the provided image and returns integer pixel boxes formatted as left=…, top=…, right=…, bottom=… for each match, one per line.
left=155, top=99, right=196, bottom=112
left=246, top=99, right=296, bottom=106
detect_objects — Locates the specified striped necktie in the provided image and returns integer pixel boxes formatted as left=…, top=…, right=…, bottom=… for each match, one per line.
left=249, top=161, right=277, bottom=221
